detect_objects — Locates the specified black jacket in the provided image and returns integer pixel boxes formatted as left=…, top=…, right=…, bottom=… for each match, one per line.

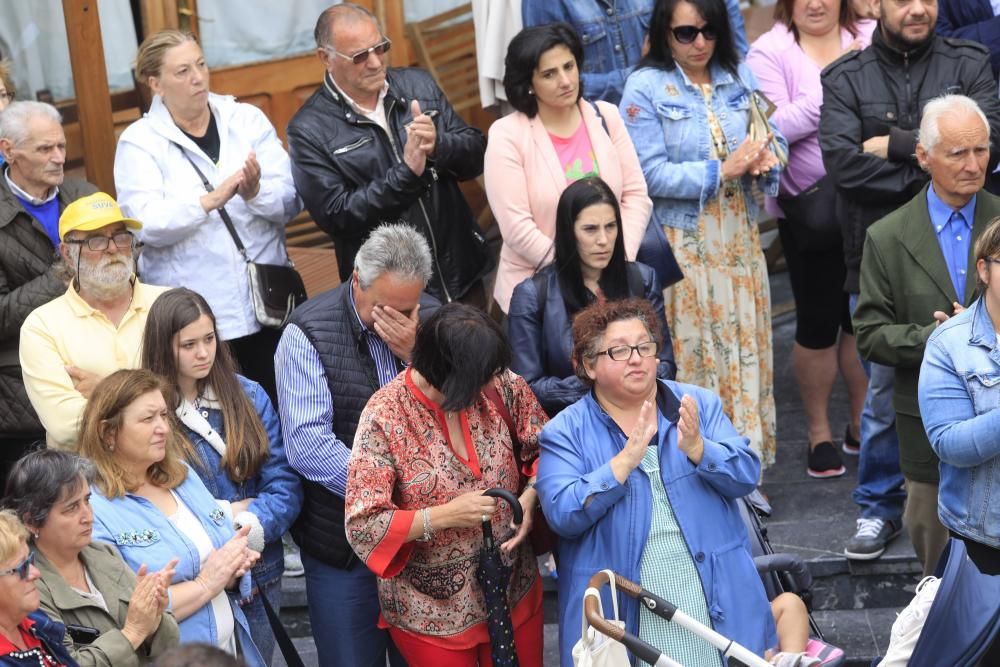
left=0, top=176, right=96, bottom=436
left=818, top=28, right=1000, bottom=294
left=287, top=69, right=493, bottom=303
left=286, top=282, right=439, bottom=568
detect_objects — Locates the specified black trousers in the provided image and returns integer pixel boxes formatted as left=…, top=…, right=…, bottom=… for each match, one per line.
left=227, top=327, right=282, bottom=408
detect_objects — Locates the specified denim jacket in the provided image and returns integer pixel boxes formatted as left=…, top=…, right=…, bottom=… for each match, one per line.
left=537, top=380, right=775, bottom=667
left=181, top=375, right=303, bottom=587
left=90, top=465, right=265, bottom=667
left=920, top=297, right=1000, bottom=548
left=522, top=0, right=749, bottom=104
left=620, top=61, right=786, bottom=231
left=0, top=612, right=78, bottom=667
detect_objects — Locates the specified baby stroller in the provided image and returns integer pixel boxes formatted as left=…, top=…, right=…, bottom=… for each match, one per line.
left=877, top=537, right=1000, bottom=666
left=581, top=491, right=845, bottom=666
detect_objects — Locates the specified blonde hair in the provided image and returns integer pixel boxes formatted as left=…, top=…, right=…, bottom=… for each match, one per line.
left=0, top=510, right=28, bottom=564
left=77, top=369, right=190, bottom=499
left=975, top=217, right=1000, bottom=292
left=0, top=59, right=16, bottom=101
left=135, top=29, right=199, bottom=84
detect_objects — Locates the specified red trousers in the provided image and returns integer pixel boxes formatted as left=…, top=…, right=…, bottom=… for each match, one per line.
left=388, top=604, right=544, bottom=667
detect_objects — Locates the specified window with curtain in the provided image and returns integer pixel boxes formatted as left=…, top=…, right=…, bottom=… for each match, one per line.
left=0, top=0, right=137, bottom=101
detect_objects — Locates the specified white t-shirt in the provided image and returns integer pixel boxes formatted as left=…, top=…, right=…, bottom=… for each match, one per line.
left=168, top=491, right=237, bottom=655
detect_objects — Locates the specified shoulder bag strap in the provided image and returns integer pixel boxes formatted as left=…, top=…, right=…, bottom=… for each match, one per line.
left=260, top=590, right=305, bottom=667
left=170, top=141, right=248, bottom=261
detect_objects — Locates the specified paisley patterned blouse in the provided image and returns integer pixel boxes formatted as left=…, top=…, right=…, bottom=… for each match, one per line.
left=345, top=368, right=546, bottom=647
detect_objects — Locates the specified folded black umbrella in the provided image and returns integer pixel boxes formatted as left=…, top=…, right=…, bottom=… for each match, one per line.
left=477, top=488, right=523, bottom=667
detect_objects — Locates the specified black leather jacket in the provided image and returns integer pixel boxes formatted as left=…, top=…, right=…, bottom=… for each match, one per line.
left=287, top=68, right=493, bottom=302
left=819, top=28, right=1000, bottom=294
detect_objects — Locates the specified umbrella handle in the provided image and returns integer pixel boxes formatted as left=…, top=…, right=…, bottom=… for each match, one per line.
left=481, top=488, right=523, bottom=548
left=483, top=488, right=523, bottom=524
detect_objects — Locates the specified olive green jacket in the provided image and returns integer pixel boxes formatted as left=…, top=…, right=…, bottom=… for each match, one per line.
left=33, top=542, right=180, bottom=667
left=854, top=184, right=1000, bottom=482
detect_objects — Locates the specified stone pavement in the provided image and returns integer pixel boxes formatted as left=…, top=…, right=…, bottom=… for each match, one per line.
left=276, top=271, right=919, bottom=666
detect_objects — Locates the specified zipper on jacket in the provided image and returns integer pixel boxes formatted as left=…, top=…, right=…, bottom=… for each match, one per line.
left=903, top=52, right=913, bottom=127
left=355, top=100, right=453, bottom=303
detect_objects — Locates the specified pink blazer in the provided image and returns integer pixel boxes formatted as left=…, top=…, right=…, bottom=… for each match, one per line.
left=484, top=99, right=652, bottom=311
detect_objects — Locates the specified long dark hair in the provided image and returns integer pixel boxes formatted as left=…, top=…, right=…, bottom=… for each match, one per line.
left=639, top=0, right=742, bottom=76
left=554, top=177, right=631, bottom=315
left=141, top=287, right=270, bottom=483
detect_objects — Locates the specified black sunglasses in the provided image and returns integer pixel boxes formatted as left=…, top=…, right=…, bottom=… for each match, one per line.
left=671, top=25, right=718, bottom=44
left=0, top=551, right=34, bottom=581
left=326, top=39, right=392, bottom=66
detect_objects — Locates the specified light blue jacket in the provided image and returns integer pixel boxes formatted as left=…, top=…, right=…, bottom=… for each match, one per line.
left=537, top=380, right=776, bottom=667
left=522, top=0, right=749, bottom=104
left=919, top=297, right=1000, bottom=547
left=182, top=375, right=303, bottom=587
left=90, top=465, right=265, bottom=667
left=619, top=61, right=786, bottom=231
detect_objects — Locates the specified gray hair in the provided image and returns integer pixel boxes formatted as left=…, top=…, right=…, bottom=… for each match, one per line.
left=919, top=95, right=990, bottom=155
left=314, top=3, right=379, bottom=49
left=354, top=224, right=433, bottom=290
left=0, top=101, right=62, bottom=146
left=3, top=449, right=95, bottom=533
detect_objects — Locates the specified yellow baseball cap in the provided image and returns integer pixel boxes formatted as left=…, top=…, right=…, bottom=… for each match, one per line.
left=58, top=192, right=142, bottom=242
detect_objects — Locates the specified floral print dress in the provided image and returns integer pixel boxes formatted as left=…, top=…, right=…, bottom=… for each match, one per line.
left=662, top=84, right=776, bottom=468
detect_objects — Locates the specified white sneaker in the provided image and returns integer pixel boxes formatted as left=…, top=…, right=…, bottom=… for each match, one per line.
left=877, top=576, right=940, bottom=667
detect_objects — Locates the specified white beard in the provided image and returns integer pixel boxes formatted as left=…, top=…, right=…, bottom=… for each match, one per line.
left=77, top=254, right=134, bottom=301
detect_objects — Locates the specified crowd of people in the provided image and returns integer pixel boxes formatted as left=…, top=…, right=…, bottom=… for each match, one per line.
left=0, top=0, right=999, bottom=665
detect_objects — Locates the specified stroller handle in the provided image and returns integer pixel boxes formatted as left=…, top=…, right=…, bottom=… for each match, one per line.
left=584, top=571, right=772, bottom=667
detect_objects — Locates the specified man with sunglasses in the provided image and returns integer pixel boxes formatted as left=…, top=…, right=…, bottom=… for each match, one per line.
left=288, top=3, right=493, bottom=307
left=0, top=101, right=97, bottom=482
left=18, top=192, right=167, bottom=449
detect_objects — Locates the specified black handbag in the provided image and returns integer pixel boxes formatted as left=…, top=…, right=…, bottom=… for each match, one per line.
left=776, top=175, right=841, bottom=252
left=587, top=101, right=683, bottom=289
left=173, top=143, right=307, bottom=328
left=636, top=218, right=684, bottom=289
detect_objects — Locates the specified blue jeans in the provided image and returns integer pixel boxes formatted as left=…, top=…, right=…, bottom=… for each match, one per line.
left=242, top=577, right=282, bottom=666
left=301, top=552, right=406, bottom=667
left=849, top=294, right=906, bottom=522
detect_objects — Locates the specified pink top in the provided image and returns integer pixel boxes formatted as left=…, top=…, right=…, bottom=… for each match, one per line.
left=746, top=19, right=876, bottom=217
left=484, top=99, right=651, bottom=312
left=550, top=122, right=600, bottom=182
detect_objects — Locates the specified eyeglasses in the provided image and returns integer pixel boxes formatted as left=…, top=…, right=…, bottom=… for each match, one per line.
left=325, top=39, right=392, bottom=65
left=592, top=341, right=659, bottom=362
left=64, top=231, right=135, bottom=252
left=671, top=25, right=718, bottom=44
left=0, top=552, right=34, bottom=581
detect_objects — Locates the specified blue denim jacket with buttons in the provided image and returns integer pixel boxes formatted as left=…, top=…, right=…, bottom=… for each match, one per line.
left=522, top=0, right=749, bottom=104
left=619, top=61, right=786, bottom=231
left=920, top=297, right=1000, bottom=548
left=90, top=464, right=265, bottom=667
left=182, top=375, right=303, bottom=589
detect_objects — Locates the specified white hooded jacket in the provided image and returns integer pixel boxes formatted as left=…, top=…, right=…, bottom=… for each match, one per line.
left=114, top=92, right=302, bottom=339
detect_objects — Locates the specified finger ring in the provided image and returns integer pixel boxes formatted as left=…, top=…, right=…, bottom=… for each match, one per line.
left=482, top=514, right=489, bottom=523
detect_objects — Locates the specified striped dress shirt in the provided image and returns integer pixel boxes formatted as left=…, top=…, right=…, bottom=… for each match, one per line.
left=274, top=289, right=401, bottom=497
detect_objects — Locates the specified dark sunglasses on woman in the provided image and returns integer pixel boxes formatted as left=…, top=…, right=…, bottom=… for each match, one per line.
left=671, top=25, right=717, bottom=44
left=0, top=552, right=34, bottom=581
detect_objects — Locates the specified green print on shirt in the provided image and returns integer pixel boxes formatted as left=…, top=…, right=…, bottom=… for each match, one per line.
left=565, top=154, right=600, bottom=181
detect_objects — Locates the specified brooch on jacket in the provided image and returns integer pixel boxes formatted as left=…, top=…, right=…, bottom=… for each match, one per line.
left=114, top=529, right=160, bottom=546
left=209, top=508, right=226, bottom=525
